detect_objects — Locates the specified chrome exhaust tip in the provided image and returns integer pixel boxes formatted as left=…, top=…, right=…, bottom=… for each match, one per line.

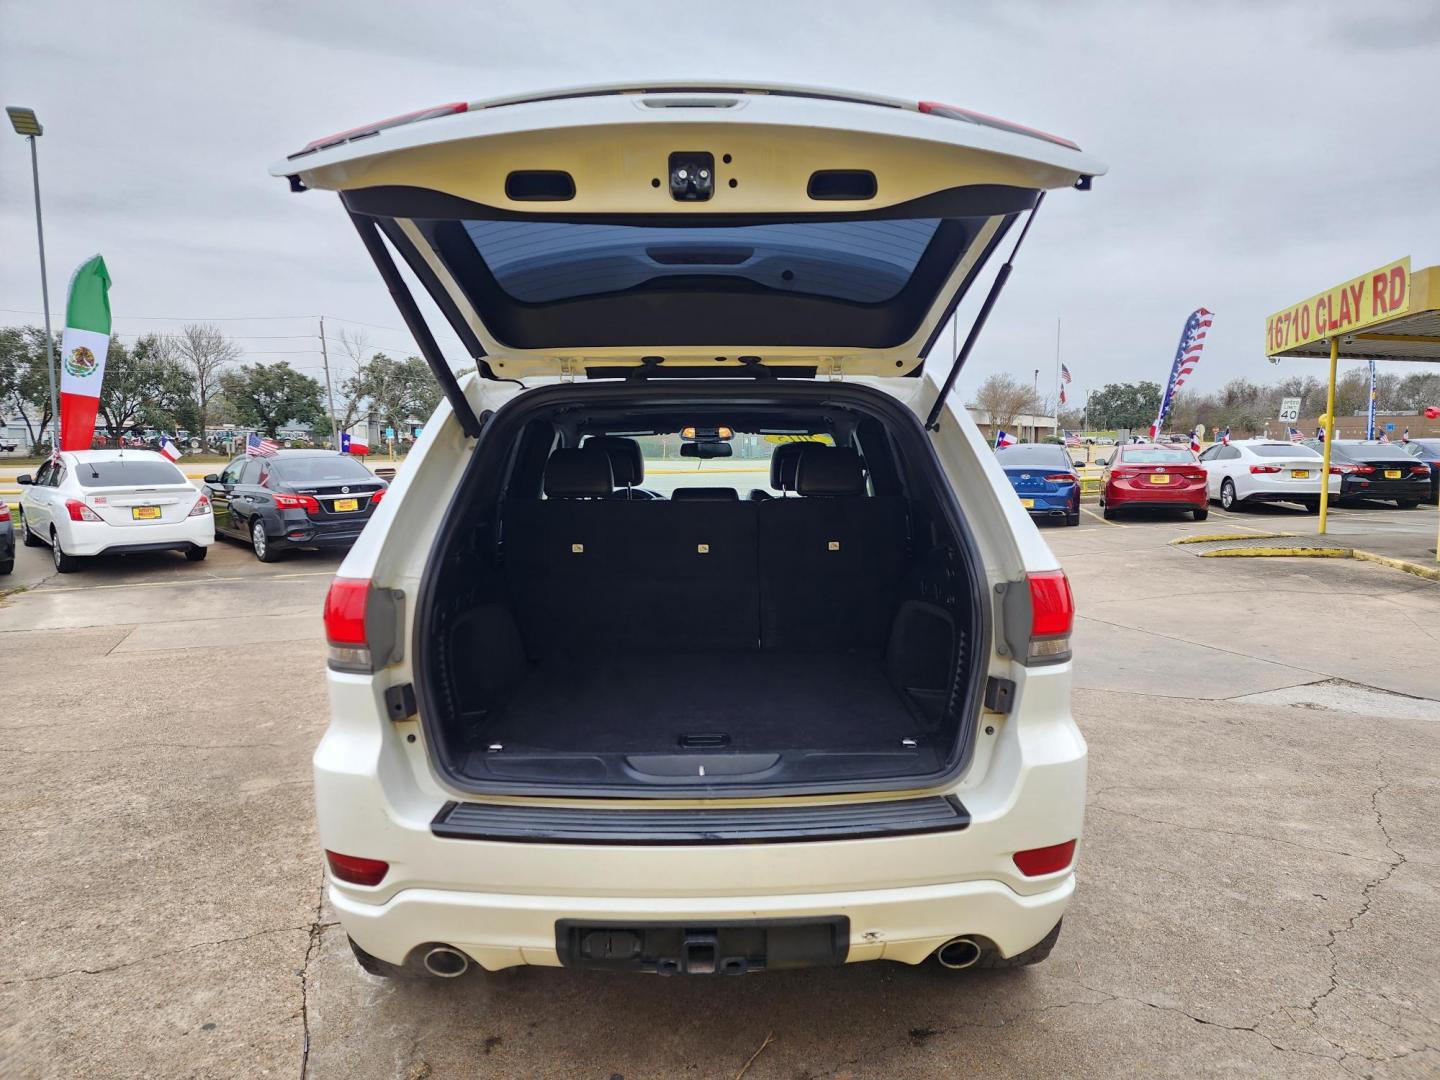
left=422, top=945, right=471, bottom=978
left=935, top=937, right=982, bottom=970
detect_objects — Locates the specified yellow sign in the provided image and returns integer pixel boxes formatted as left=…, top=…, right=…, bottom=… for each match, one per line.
left=1265, top=257, right=1411, bottom=355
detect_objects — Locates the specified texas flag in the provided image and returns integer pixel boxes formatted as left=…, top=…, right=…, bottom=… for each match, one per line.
left=158, top=434, right=183, bottom=462
left=1190, top=430, right=1202, bottom=453
left=995, top=430, right=1017, bottom=449
left=341, top=424, right=370, bottom=456
left=58, top=256, right=112, bottom=451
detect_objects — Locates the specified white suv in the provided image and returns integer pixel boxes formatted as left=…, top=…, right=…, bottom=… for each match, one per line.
left=276, top=84, right=1103, bottom=979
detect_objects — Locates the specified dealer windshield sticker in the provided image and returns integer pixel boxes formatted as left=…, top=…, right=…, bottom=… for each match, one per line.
left=1266, top=257, right=1410, bottom=355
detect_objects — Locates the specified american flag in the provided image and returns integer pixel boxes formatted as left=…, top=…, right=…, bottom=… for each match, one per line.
left=1060, top=364, right=1072, bottom=384
left=246, top=433, right=279, bottom=458
left=1287, top=427, right=1304, bottom=443
left=1149, top=307, right=1213, bottom=437
left=1220, top=426, right=1231, bottom=445
left=1064, top=429, right=1082, bottom=447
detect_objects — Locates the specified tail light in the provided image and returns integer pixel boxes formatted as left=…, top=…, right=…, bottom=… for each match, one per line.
left=1411, top=464, right=1431, bottom=476
left=65, top=499, right=102, bottom=522
left=0, top=503, right=9, bottom=523
left=1026, top=570, right=1074, bottom=663
left=323, top=576, right=402, bottom=673
left=369, top=488, right=386, bottom=507
left=273, top=492, right=321, bottom=513
left=1013, top=839, right=1077, bottom=877
left=1043, top=473, right=1076, bottom=483
left=188, top=493, right=212, bottom=516
left=1249, top=465, right=1282, bottom=474
left=1330, top=464, right=1358, bottom=475
left=1110, top=466, right=1139, bottom=479
left=1354, top=465, right=1375, bottom=474
left=324, top=850, right=389, bottom=887
left=1176, top=467, right=1206, bottom=479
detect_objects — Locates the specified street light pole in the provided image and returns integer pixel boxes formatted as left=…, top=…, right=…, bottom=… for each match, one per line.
left=8, top=107, right=61, bottom=450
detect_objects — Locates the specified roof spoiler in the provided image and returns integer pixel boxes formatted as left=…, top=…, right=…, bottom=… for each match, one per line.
left=350, top=214, right=485, bottom=439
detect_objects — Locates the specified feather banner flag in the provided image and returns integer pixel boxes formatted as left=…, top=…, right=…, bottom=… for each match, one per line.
left=58, top=255, right=112, bottom=451
left=1148, top=307, right=1212, bottom=439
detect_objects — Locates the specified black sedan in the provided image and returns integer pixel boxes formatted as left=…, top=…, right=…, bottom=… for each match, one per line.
left=204, top=450, right=387, bottom=562
left=1403, top=439, right=1440, bottom=504
left=1303, top=440, right=1431, bottom=508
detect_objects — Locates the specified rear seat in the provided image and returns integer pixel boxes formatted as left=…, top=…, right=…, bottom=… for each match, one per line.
left=505, top=445, right=904, bottom=657
left=756, top=446, right=908, bottom=651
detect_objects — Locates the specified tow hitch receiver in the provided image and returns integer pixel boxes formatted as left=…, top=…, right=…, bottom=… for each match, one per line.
left=556, top=917, right=849, bottom=974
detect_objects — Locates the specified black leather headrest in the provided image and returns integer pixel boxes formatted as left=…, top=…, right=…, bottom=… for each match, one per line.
left=583, top=436, right=643, bottom=487
left=797, top=446, right=866, bottom=496
left=544, top=448, right=613, bottom=497
left=769, top=441, right=812, bottom=490
left=670, top=487, right=739, bottom=501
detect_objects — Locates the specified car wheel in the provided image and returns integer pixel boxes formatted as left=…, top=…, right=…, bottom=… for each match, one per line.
left=1066, top=512, right=1080, bottom=527
left=1395, top=500, right=1420, bottom=510
left=1304, top=501, right=1320, bottom=514
left=1220, top=478, right=1239, bottom=510
left=973, top=920, right=1063, bottom=970
left=20, top=509, right=43, bottom=547
left=0, top=557, right=12, bottom=576
left=251, top=519, right=279, bottom=562
left=185, top=545, right=208, bottom=562
left=50, top=529, right=80, bottom=573
left=1192, top=506, right=1209, bottom=521
left=1102, top=505, right=1117, bottom=520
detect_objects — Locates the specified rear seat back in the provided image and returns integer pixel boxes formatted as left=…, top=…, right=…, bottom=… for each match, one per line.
left=757, top=447, right=907, bottom=651
left=506, top=446, right=904, bottom=658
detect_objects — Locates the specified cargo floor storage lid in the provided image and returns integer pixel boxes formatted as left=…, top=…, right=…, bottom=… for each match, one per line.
left=275, top=83, right=1106, bottom=384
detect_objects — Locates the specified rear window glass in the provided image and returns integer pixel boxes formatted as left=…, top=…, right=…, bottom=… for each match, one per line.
left=994, top=445, right=1070, bottom=468
left=1121, top=448, right=1194, bottom=464
left=463, top=219, right=943, bottom=304
left=1250, top=444, right=1320, bottom=458
left=75, top=459, right=187, bottom=487
left=271, top=456, right=376, bottom=483
left=1337, top=443, right=1413, bottom=461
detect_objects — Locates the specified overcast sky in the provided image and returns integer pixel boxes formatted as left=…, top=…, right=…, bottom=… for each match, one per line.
left=4, top=0, right=1439, bottom=405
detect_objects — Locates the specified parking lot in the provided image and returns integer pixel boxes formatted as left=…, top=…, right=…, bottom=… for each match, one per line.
left=1, top=500, right=1436, bottom=1080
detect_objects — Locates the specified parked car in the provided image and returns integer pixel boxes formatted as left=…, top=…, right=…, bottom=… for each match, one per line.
left=1093, top=437, right=1115, bottom=445
left=204, top=449, right=386, bottom=562
left=15, top=450, right=213, bottom=572
left=0, top=438, right=19, bottom=453
left=1302, top=440, right=1431, bottom=508
left=995, top=443, right=1080, bottom=526
left=1099, top=444, right=1207, bottom=520
left=278, top=82, right=1103, bottom=981
left=0, top=499, right=14, bottom=574
left=1402, top=439, right=1440, bottom=504
left=1198, top=440, right=1338, bottom=512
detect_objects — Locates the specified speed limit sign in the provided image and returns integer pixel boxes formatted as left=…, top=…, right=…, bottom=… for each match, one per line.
left=1278, top=397, right=1301, bottom=423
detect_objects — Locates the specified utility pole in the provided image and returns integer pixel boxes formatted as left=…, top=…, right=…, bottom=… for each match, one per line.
left=8, top=108, right=61, bottom=447
left=318, top=316, right=339, bottom=449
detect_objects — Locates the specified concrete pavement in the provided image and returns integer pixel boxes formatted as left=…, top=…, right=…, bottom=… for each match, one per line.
left=1, top=514, right=1437, bottom=1078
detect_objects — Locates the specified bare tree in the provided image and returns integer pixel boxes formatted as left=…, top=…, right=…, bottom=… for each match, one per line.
left=333, top=328, right=374, bottom=433
left=971, top=373, right=1038, bottom=439
left=174, top=324, right=240, bottom=439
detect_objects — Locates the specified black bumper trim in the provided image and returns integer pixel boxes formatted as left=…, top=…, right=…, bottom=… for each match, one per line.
left=431, top=794, right=969, bottom=845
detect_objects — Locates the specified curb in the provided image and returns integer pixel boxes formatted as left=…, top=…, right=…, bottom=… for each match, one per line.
left=1197, top=546, right=1351, bottom=559
left=1171, top=532, right=1294, bottom=545
left=1352, top=549, right=1440, bottom=582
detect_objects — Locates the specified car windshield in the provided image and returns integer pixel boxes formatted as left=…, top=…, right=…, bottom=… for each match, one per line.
left=271, top=456, right=375, bottom=483
left=75, top=459, right=187, bottom=487
left=1250, top=444, right=1320, bottom=458
left=1122, top=448, right=1193, bottom=464
left=994, top=445, right=1070, bottom=468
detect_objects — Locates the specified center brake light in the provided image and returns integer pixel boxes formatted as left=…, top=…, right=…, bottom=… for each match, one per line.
left=1027, top=570, right=1074, bottom=664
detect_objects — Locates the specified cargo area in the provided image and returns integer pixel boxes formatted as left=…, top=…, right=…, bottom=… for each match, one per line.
left=413, top=383, right=988, bottom=797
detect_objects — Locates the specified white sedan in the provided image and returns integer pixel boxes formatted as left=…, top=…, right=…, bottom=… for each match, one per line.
left=16, top=449, right=214, bottom=572
left=1197, top=440, right=1339, bottom=512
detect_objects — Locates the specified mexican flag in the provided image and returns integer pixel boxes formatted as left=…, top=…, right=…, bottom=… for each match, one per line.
left=58, top=255, right=112, bottom=451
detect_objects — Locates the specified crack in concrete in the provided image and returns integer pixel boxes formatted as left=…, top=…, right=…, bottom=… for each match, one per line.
left=1086, top=802, right=1390, bottom=865
left=299, top=870, right=328, bottom=1080
left=0, top=922, right=331, bottom=985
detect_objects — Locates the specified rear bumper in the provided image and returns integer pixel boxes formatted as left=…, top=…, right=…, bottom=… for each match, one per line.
left=271, top=515, right=369, bottom=548
left=1105, top=488, right=1206, bottom=509
left=62, top=517, right=214, bottom=556
left=1338, top=478, right=1429, bottom=501
left=333, top=871, right=1075, bottom=971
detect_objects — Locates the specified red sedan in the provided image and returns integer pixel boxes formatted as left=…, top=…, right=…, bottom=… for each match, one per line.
left=1100, top=444, right=1208, bottom=521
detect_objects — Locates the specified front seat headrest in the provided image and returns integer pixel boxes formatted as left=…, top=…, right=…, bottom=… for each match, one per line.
left=670, top=487, right=740, bottom=501
left=544, top=448, right=613, bottom=498
left=583, top=436, right=644, bottom=488
left=796, top=446, right=866, bottom=497
left=769, top=441, right=812, bottom=491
